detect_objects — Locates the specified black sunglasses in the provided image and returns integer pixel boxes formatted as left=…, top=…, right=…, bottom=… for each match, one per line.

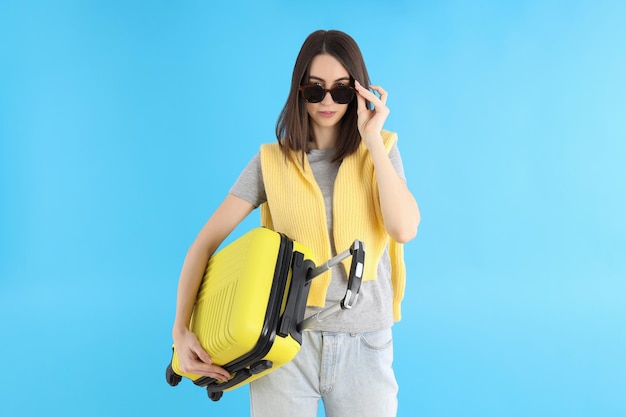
left=299, top=83, right=356, bottom=104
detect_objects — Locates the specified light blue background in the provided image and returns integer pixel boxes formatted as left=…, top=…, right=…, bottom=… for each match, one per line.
left=1, top=1, right=625, bottom=416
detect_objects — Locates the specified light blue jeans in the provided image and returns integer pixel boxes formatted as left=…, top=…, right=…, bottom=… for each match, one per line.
left=250, top=328, right=398, bottom=417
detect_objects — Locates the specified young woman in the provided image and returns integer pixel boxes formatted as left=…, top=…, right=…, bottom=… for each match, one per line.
left=172, top=30, right=420, bottom=417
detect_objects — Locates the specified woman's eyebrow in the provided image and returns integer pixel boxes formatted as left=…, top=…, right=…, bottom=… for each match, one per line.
left=309, top=75, right=351, bottom=83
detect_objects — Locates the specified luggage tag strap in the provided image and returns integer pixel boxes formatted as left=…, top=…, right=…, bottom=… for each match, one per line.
left=299, top=240, right=365, bottom=330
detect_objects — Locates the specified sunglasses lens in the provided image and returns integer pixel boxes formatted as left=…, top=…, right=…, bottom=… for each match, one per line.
left=302, top=85, right=325, bottom=103
left=330, top=86, right=355, bottom=104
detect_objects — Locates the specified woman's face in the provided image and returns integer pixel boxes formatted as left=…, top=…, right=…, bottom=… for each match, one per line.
left=304, top=54, right=351, bottom=135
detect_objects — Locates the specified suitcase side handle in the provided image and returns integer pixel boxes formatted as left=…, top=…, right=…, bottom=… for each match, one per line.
left=203, top=359, right=273, bottom=398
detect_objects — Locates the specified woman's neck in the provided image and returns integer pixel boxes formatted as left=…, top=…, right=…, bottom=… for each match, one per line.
left=310, top=125, right=338, bottom=149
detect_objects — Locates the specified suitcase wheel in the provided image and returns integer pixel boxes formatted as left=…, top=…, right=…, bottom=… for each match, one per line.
left=208, top=390, right=223, bottom=401
left=165, top=363, right=182, bottom=387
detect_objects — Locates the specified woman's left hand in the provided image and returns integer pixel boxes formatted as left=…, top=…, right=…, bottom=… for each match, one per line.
left=355, top=80, right=390, bottom=147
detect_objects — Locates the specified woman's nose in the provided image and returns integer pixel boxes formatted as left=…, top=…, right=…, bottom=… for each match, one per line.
left=321, top=90, right=334, bottom=105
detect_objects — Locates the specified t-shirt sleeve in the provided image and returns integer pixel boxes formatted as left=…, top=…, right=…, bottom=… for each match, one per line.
left=389, top=142, right=406, bottom=181
left=229, top=152, right=267, bottom=208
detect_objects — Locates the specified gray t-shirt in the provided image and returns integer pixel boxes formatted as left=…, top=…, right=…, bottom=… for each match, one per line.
left=230, top=143, right=406, bottom=332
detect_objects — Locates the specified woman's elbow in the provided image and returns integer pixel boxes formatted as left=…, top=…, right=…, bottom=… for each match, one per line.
left=388, top=219, right=420, bottom=243
left=390, top=228, right=417, bottom=243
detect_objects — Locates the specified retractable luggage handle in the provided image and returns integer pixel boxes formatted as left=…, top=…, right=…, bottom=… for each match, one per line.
left=309, top=239, right=365, bottom=308
left=298, top=239, right=365, bottom=330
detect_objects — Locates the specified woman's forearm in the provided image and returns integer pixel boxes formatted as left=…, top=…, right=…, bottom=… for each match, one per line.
left=368, top=138, right=420, bottom=243
left=172, top=194, right=255, bottom=338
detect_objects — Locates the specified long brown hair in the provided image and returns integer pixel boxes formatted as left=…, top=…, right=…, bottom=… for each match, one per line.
left=275, top=30, right=371, bottom=163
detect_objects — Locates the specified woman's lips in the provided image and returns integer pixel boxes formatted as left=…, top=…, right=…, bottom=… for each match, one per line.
left=319, top=111, right=336, bottom=118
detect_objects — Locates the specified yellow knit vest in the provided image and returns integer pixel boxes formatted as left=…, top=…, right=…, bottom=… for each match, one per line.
left=259, top=130, right=406, bottom=321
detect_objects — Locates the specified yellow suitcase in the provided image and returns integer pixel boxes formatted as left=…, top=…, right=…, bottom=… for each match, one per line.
left=165, top=227, right=364, bottom=401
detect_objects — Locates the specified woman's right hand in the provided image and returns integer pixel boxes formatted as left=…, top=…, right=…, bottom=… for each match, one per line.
left=174, top=328, right=231, bottom=382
